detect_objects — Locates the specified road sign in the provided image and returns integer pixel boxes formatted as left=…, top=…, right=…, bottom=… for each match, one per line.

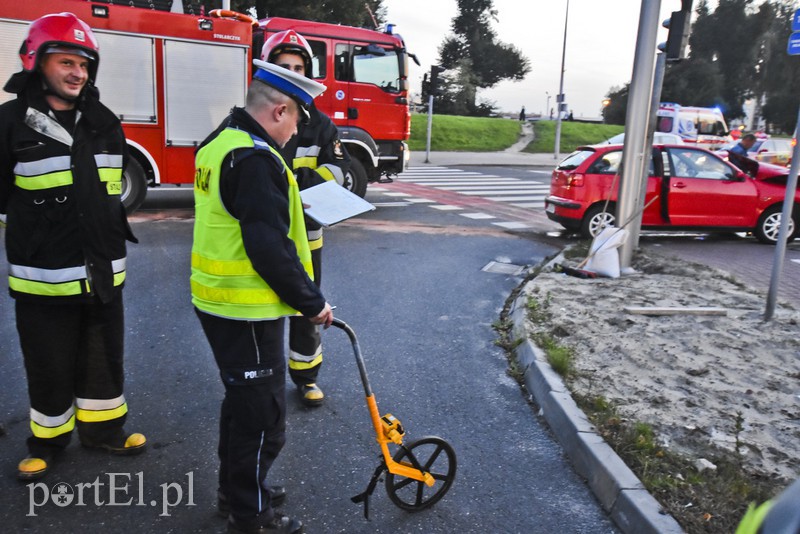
left=788, top=31, right=800, bottom=55
left=793, top=8, right=800, bottom=32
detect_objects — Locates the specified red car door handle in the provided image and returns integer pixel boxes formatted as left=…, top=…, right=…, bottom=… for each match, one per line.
left=672, top=182, right=687, bottom=188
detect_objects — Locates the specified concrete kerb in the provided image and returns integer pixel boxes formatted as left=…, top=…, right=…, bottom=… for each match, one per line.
left=509, top=254, right=684, bottom=534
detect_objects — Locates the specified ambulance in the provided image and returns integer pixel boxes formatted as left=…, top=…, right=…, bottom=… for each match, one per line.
left=655, top=103, right=730, bottom=150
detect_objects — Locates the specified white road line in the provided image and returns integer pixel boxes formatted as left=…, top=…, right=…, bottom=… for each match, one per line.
left=461, top=213, right=496, bottom=220
left=409, top=180, right=520, bottom=186
left=457, top=190, right=547, bottom=197
left=435, top=185, right=548, bottom=192
left=371, top=202, right=411, bottom=207
left=493, top=221, right=532, bottom=229
left=430, top=205, right=463, bottom=211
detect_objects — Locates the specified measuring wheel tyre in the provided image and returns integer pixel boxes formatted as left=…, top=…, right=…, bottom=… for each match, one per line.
left=754, top=205, right=797, bottom=244
left=385, top=436, right=457, bottom=512
left=343, top=158, right=368, bottom=198
left=121, top=157, right=147, bottom=214
left=581, top=204, right=616, bottom=239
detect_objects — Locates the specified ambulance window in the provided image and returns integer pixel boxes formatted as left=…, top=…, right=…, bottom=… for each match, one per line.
left=657, top=116, right=673, bottom=133
left=308, top=40, right=326, bottom=80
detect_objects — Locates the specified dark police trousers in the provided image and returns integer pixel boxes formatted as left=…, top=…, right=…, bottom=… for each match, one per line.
left=196, top=309, right=287, bottom=521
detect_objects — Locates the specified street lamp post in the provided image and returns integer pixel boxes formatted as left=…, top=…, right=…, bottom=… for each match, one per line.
left=554, top=0, right=569, bottom=160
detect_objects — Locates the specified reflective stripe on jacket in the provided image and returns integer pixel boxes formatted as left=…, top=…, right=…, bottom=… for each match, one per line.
left=1, top=98, right=129, bottom=300
left=191, top=128, right=313, bottom=320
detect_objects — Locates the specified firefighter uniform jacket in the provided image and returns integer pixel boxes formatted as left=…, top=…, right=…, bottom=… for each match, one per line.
left=0, top=76, right=136, bottom=304
left=191, top=107, right=325, bottom=320
left=279, top=103, right=350, bottom=250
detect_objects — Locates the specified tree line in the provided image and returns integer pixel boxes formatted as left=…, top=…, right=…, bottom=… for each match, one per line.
left=603, top=0, right=800, bottom=134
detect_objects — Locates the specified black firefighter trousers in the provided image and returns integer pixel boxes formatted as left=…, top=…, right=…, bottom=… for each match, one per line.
left=15, top=294, right=128, bottom=457
left=196, top=309, right=287, bottom=522
left=288, top=246, right=322, bottom=386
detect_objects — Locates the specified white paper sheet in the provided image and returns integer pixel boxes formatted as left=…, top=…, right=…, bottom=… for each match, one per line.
left=299, top=181, right=375, bottom=227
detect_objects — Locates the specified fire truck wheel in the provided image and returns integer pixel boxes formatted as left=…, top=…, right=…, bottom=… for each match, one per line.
left=121, top=158, right=147, bottom=214
left=344, top=158, right=368, bottom=198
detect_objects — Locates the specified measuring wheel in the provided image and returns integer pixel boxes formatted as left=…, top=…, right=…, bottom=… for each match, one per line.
left=385, top=436, right=457, bottom=511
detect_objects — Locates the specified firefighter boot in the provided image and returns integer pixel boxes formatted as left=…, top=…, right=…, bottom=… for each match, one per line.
left=299, top=384, right=324, bottom=407
left=17, top=453, right=55, bottom=481
left=81, top=432, right=147, bottom=455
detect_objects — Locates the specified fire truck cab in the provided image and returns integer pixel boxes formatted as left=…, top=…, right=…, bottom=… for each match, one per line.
left=0, top=0, right=412, bottom=211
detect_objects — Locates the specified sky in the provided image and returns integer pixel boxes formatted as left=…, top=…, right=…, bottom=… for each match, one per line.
left=382, top=0, right=692, bottom=118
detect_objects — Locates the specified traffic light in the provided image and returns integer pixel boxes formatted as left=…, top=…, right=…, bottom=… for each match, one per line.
left=663, top=0, right=693, bottom=61
left=429, top=65, right=445, bottom=96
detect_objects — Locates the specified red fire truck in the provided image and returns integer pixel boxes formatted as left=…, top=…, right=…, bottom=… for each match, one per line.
left=0, top=0, right=413, bottom=211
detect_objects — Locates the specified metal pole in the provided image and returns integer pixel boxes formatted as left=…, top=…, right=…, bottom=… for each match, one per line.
left=764, top=106, right=800, bottom=321
left=630, top=51, right=666, bottom=249
left=425, top=94, right=434, bottom=164
left=554, top=0, right=569, bottom=160
left=617, top=0, right=661, bottom=270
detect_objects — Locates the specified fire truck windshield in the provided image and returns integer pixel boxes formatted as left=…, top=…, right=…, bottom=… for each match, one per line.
left=346, top=44, right=402, bottom=93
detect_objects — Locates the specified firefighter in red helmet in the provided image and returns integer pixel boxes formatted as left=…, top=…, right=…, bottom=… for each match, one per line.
left=262, top=29, right=351, bottom=407
left=0, top=12, right=145, bottom=481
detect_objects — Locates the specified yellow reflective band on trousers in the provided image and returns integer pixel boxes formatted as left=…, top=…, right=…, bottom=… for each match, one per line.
left=30, top=407, right=76, bottom=439
left=75, top=396, right=128, bottom=423
left=191, top=128, right=313, bottom=320
left=288, top=354, right=323, bottom=371
left=9, top=259, right=126, bottom=297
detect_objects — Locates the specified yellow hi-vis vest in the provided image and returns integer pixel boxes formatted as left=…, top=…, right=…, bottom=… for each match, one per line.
left=190, top=128, right=313, bottom=320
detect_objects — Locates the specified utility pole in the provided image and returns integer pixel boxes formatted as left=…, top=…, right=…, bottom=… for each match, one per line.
left=617, top=0, right=661, bottom=270
left=553, top=0, right=569, bottom=160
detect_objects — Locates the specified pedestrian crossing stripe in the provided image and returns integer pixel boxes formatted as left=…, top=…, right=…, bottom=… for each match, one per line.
left=365, top=165, right=551, bottom=230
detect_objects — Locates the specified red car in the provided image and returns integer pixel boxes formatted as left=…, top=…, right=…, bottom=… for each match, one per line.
left=544, top=144, right=798, bottom=244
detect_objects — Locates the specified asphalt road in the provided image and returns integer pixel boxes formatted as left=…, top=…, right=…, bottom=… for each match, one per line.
left=0, top=189, right=619, bottom=532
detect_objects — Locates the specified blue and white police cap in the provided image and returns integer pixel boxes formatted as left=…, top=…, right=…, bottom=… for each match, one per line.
left=252, top=59, right=326, bottom=122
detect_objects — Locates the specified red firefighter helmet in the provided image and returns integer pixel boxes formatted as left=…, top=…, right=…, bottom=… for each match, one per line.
left=261, top=30, right=313, bottom=78
left=20, top=12, right=100, bottom=81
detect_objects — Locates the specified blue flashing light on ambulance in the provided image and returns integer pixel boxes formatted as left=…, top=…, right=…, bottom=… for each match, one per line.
left=656, top=103, right=731, bottom=150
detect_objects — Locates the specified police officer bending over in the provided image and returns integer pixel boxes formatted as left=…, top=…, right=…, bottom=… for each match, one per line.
left=191, top=59, right=333, bottom=534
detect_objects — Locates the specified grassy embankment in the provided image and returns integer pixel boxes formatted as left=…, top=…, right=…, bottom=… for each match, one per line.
left=408, top=113, right=624, bottom=154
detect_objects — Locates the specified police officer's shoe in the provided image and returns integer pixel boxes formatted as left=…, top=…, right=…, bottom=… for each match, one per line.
left=217, top=486, right=286, bottom=518
left=81, top=432, right=147, bottom=456
left=299, top=383, right=324, bottom=407
left=17, top=453, right=55, bottom=481
left=227, top=511, right=302, bottom=533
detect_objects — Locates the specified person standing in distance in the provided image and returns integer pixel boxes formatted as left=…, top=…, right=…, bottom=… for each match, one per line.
left=191, top=59, right=333, bottom=534
left=262, top=30, right=351, bottom=408
left=0, top=12, right=145, bottom=481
